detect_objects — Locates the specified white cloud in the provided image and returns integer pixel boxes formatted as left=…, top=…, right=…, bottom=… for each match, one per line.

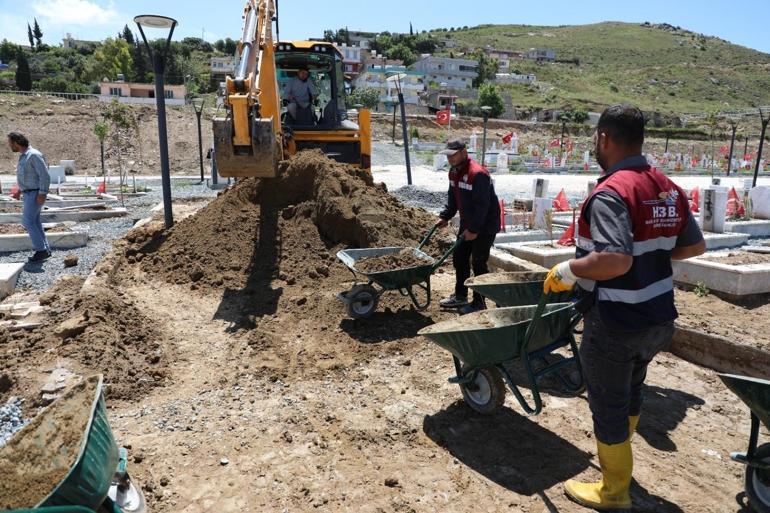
left=32, top=0, right=119, bottom=27
left=0, top=13, right=32, bottom=45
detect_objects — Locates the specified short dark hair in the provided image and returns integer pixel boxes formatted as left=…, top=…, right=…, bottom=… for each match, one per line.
left=7, top=132, right=29, bottom=148
left=597, top=104, right=645, bottom=148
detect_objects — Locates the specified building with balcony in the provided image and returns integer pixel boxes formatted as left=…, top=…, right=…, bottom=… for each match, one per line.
left=524, top=48, right=556, bottom=62
left=210, top=56, right=236, bottom=79
left=409, top=56, right=477, bottom=89
left=335, top=44, right=364, bottom=78
left=354, top=65, right=424, bottom=107
left=99, top=81, right=186, bottom=106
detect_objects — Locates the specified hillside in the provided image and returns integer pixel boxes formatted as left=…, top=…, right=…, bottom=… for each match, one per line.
left=430, top=22, right=770, bottom=115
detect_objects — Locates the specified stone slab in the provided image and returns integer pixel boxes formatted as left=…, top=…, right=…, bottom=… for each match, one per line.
left=0, top=199, right=115, bottom=209
left=0, top=232, right=87, bottom=252
left=0, top=208, right=127, bottom=224
left=702, top=231, right=749, bottom=250
left=497, top=242, right=574, bottom=268
left=673, top=252, right=770, bottom=296
left=669, top=325, right=770, bottom=379
left=0, top=263, right=24, bottom=299
left=488, top=248, right=547, bottom=273
left=494, top=229, right=565, bottom=244
left=724, top=220, right=770, bottom=238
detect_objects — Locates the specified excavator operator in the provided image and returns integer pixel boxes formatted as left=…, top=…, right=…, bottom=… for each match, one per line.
left=284, top=67, right=317, bottom=126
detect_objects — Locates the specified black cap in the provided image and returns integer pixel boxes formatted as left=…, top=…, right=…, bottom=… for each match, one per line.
left=439, top=139, right=466, bottom=156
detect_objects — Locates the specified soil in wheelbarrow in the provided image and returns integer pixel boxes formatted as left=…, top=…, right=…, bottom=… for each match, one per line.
left=0, top=376, right=99, bottom=510
left=128, top=150, right=449, bottom=293
left=355, top=248, right=433, bottom=274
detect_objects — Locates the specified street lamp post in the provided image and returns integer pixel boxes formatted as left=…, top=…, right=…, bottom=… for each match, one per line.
left=481, top=105, right=492, bottom=167
left=135, top=14, right=178, bottom=229
left=191, top=97, right=205, bottom=183
left=753, top=108, right=769, bottom=188
left=387, top=72, right=412, bottom=186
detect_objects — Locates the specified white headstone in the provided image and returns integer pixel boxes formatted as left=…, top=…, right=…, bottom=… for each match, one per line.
left=744, top=179, right=754, bottom=191
left=509, top=133, right=519, bottom=154
left=750, top=186, right=770, bottom=219
left=699, top=188, right=727, bottom=233
left=496, top=152, right=508, bottom=173
left=533, top=178, right=549, bottom=199
left=433, top=154, right=448, bottom=171
left=469, top=132, right=478, bottom=153
left=583, top=151, right=590, bottom=164
left=47, top=165, right=66, bottom=184
left=60, top=160, right=76, bottom=175
left=532, top=198, right=553, bottom=230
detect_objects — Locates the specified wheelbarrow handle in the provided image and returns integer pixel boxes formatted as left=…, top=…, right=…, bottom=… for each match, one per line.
left=430, top=234, right=465, bottom=273
left=416, top=224, right=439, bottom=252
left=522, top=293, right=549, bottom=353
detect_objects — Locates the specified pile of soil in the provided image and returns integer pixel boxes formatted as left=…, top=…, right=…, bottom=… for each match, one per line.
left=0, top=376, right=98, bottom=509
left=0, top=277, right=168, bottom=402
left=703, top=251, right=770, bottom=266
left=355, top=249, right=432, bottom=274
left=128, top=150, right=445, bottom=292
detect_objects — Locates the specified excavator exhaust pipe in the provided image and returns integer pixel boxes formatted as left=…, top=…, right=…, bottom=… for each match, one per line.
left=213, top=116, right=279, bottom=178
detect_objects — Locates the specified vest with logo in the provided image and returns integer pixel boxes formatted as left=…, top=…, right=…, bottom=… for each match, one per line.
left=447, top=158, right=501, bottom=234
left=576, top=165, right=689, bottom=330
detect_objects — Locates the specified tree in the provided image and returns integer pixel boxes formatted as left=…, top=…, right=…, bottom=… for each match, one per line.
left=409, top=22, right=414, bottom=36
left=213, top=39, right=225, bottom=52
left=473, top=51, right=498, bottom=88
left=27, top=23, right=34, bottom=50
left=478, top=83, right=505, bottom=118
left=387, top=43, right=416, bottom=66
left=91, top=38, right=133, bottom=81
left=120, top=25, right=135, bottom=45
left=92, top=121, right=109, bottom=176
left=15, top=51, right=32, bottom=91
left=223, top=38, right=237, bottom=55
left=32, top=18, right=43, bottom=49
left=0, top=40, right=21, bottom=63
left=346, top=87, right=380, bottom=109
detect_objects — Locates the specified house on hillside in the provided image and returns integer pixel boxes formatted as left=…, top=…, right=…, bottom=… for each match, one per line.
left=494, top=73, right=536, bottom=84
left=409, top=56, right=477, bottom=89
left=335, top=44, right=364, bottom=78
left=62, top=33, right=99, bottom=51
left=354, top=65, right=424, bottom=107
left=525, top=48, right=556, bottom=62
left=484, top=48, right=524, bottom=71
left=210, top=56, right=236, bottom=81
left=99, top=79, right=186, bottom=106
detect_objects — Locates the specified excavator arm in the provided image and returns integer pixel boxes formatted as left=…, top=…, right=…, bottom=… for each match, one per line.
left=213, top=0, right=282, bottom=178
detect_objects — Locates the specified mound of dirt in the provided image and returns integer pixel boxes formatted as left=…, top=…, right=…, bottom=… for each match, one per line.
left=0, top=277, right=168, bottom=403
left=129, top=151, right=445, bottom=292
left=0, top=376, right=98, bottom=509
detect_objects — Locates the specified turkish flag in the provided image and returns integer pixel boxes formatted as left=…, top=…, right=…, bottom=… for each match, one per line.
left=10, top=184, right=19, bottom=197
left=549, top=138, right=561, bottom=148
left=720, top=145, right=729, bottom=155
left=552, top=189, right=570, bottom=212
left=502, top=132, right=513, bottom=144
left=436, top=109, right=450, bottom=126
left=97, top=181, right=107, bottom=194
left=558, top=222, right=576, bottom=246
left=726, top=187, right=745, bottom=217
left=689, top=187, right=699, bottom=213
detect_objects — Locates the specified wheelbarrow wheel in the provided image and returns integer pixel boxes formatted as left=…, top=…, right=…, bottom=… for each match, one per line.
left=746, top=443, right=770, bottom=512
left=460, top=366, right=506, bottom=415
left=345, top=284, right=379, bottom=319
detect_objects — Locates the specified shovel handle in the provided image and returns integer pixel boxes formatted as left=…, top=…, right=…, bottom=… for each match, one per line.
left=417, top=224, right=439, bottom=251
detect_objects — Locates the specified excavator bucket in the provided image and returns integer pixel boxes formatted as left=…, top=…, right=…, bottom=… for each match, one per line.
left=213, top=116, right=279, bottom=178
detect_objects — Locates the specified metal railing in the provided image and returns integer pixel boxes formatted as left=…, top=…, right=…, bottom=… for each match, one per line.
left=0, top=89, right=100, bottom=101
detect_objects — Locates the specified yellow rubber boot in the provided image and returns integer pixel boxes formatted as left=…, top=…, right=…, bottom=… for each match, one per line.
left=565, top=438, right=633, bottom=510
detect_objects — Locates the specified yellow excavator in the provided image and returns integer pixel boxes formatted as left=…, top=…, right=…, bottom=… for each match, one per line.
left=213, top=0, right=371, bottom=178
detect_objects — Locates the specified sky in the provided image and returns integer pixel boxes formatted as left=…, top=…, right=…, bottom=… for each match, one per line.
left=1, top=0, right=770, bottom=54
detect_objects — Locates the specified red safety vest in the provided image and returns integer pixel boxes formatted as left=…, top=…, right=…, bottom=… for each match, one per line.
left=576, top=165, right=689, bottom=330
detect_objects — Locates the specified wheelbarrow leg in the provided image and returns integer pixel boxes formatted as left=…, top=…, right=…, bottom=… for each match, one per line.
left=403, top=280, right=431, bottom=311
left=496, top=359, right=543, bottom=415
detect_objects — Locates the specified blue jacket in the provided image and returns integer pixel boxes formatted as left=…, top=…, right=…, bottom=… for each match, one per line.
left=439, top=158, right=501, bottom=235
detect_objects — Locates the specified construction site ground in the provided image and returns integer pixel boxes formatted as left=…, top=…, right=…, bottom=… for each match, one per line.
left=1, top=150, right=767, bottom=513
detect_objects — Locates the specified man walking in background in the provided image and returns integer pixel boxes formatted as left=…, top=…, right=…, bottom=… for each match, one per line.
left=8, top=132, right=51, bottom=263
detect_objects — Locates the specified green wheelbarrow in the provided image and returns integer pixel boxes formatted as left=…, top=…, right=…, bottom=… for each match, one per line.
left=418, top=297, right=584, bottom=415
left=2, top=375, right=146, bottom=513
left=465, top=271, right=575, bottom=307
left=336, top=225, right=462, bottom=318
left=719, top=373, right=770, bottom=513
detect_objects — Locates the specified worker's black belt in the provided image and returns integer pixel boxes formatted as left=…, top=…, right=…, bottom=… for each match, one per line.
left=22, top=189, right=40, bottom=193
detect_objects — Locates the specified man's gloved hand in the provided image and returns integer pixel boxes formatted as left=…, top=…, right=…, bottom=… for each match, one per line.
left=544, top=260, right=577, bottom=294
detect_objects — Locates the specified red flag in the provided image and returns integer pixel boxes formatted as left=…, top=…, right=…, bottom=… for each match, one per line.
left=744, top=153, right=753, bottom=161
left=689, top=187, right=699, bottom=213
left=10, top=184, right=19, bottom=197
left=726, top=187, right=745, bottom=217
left=436, top=109, right=450, bottom=126
left=719, top=145, right=729, bottom=155
left=502, top=132, right=513, bottom=145
left=557, top=222, right=576, bottom=246
left=549, top=138, right=561, bottom=148
left=97, top=181, right=107, bottom=194
left=552, top=189, right=570, bottom=212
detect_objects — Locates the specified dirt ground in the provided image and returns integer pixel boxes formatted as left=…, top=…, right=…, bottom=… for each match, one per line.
left=1, top=152, right=765, bottom=512
left=703, top=251, right=770, bottom=266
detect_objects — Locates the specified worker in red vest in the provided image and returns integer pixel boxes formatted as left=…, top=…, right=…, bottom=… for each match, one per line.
left=435, top=139, right=501, bottom=315
left=543, top=105, right=706, bottom=510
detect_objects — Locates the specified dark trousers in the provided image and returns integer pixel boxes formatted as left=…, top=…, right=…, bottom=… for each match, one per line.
left=453, top=233, right=496, bottom=303
left=580, top=309, right=674, bottom=444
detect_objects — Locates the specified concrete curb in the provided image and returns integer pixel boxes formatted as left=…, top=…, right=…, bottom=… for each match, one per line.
left=0, top=208, right=128, bottom=224
left=669, top=325, right=770, bottom=378
left=0, top=232, right=87, bottom=252
left=0, top=263, right=25, bottom=299
left=489, top=247, right=547, bottom=273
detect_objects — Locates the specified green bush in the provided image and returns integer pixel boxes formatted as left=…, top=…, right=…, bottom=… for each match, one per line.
left=478, top=83, right=505, bottom=118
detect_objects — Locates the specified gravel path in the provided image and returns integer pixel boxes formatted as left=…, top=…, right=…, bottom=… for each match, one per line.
left=0, top=179, right=218, bottom=293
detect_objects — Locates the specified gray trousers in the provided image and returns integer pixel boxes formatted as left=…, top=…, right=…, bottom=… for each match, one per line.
left=580, top=308, right=674, bottom=444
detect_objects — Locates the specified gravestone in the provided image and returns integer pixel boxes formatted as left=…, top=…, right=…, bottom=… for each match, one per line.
left=532, top=198, right=553, bottom=230
left=700, top=188, right=727, bottom=233
left=533, top=178, right=549, bottom=199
